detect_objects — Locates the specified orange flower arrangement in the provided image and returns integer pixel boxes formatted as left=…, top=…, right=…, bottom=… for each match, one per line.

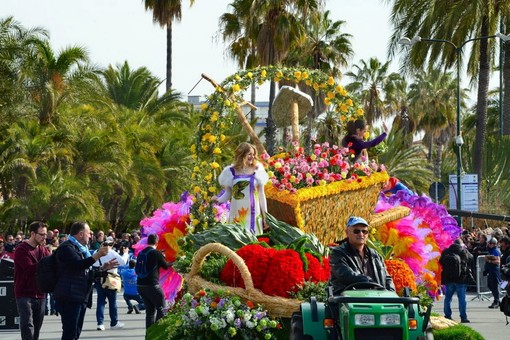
left=385, top=259, right=417, bottom=295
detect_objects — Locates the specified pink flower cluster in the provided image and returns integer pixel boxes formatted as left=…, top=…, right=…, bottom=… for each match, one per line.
left=262, top=142, right=381, bottom=192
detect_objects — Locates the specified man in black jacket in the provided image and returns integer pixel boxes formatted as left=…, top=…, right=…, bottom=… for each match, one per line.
left=54, top=222, right=117, bottom=340
left=330, top=216, right=395, bottom=295
left=439, top=238, right=473, bottom=323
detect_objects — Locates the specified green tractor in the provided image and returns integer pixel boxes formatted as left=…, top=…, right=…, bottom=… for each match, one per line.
left=290, top=282, right=433, bottom=340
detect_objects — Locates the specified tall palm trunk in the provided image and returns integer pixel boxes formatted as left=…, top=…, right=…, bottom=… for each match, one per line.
left=166, top=24, right=172, bottom=91
left=473, top=17, right=491, bottom=182
left=266, top=80, right=277, bottom=154
left=504, top=19, right=510, bottom=135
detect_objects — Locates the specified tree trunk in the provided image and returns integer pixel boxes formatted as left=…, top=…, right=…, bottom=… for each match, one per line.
left=504, top=18, right=510, bottom=135
left=434, top=141, right=443, bottom=179
left=166, top=23, right=172, bottom=91
left=266, top=80, right=277, bottom=155
left=473, top=17, right=491, bottom=182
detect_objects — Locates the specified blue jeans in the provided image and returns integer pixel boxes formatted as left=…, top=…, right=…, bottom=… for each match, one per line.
left=94, top=282, right=119, bottom=327
left=16, top=297, right=46, bottom=340
left=444, top=283, right=467, bottom=320
left=55, top=299, right=87, bottom=340
left=138, top=285, right=166, bottom=329
left=123, top=293, right=145, bottom=311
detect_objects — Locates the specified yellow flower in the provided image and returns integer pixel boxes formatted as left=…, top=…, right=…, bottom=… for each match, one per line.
left=327, top=77, right=335, bottom=85
left=193, top=166, right=200, bottom=173
left=356, top=108, right=364, bottom=116
left=201, top=103, right=208, bottom=110
left=340, top=115, right=347, bottom=122
left=306, top=173, right=312, bottom=178
left=268, top=171, right=274, bottom=177
left=210, top=162, right=220, bottom=169
left=210, top=111, right=219, bottom=122
left=364, top=131, right=370, bottom=140
left=192, top=219, right=200, bottom=226
left=327, top=91, right=335, bottom=99
left=202, top=145, right=209, bottom=151
left=208, top=186, right=217, bottom=193
left=204, top=124, right=212, bottom=131
left=346, top=98, right=353, bottom=106
left=340, top=104, right=348, bottom=112
left=224, top=99, right=231, bottom=107
left=213, top=147, right=221, bottom=154
left=305, top=79, right=312, bottom=86
left=232, top=84, right=240, bottom=92
left=335, top=85, right=344, bottom=93
left=274, top=161, right=282, bottom=169
left=247, top=72, right=253, bottom=79
left=220, top=134, right=226, bottom=141
left=310, top=154, right=317, bottom=161
left=290, top=175, right=296, bottom=183
left=235, top=75, right=241, bottom=81
left=261, top=69, right=267, bottom=78
left=319, top=180, right=327, bottom=186
left=190, top=144, right=196, bottom=153
left=274, top=77, right=280, bottom=82
left=193, top=186, right=201, bottom=194
left=191, top=173, right=196, bottom=179
left=276, top=71, right=283, bottom=78
left=301, top=71, right=309, bottom=79
left=208, top=135, right=217, bottom=143
left=340, top=89, right=348, bottom=96
left=294, top=71, right=301, bottom=80
left=215, top=86, right=223, bottom=93
left=205, top=173, right=213, bottom=181
left=324, top=97, right=331, bottom=105
left=313, top=83, right=319, bottom=91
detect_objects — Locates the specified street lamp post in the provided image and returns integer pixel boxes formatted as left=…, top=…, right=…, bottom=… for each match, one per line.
left=399, top=33, right=510, bottom=227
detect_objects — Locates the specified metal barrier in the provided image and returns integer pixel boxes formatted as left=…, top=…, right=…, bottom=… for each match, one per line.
left=471, top=255, right=492, bottom=301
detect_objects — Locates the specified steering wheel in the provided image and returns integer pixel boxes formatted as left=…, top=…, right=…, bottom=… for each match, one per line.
left=343, top=281, right=385, bottom=291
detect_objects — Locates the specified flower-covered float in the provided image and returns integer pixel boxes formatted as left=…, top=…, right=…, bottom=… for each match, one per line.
left=136, top=66, right=463, bottom=338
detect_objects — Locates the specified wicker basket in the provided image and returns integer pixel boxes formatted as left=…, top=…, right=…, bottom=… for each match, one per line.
left=267, top=173, right=388, bottom=244
left=184, top=242, right=302, bottom=318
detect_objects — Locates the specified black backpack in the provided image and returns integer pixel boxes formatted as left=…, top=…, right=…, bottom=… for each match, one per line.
left=135, top=248, right=156, bottom=279
left=441, top=252, right=462, bottom=282
left=36, top=252, right=58, bottom=293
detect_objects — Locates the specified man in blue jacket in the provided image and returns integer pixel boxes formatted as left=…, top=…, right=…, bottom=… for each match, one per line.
left=54, top=222, right=117, bottom=340
left=330, top=216, right=395, bottom=295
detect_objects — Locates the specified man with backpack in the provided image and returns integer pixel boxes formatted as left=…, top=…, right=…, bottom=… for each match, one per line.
left=14, top=221, right=51, bottom=340
left=136, top=233, right=171, bottom=330
left=439, top=238, right=474, bottom=323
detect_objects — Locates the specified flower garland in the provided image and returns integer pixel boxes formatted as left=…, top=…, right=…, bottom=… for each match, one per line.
left=385, top=259, right=417, bottom=295
left=188, top=66, right=365, bottom=231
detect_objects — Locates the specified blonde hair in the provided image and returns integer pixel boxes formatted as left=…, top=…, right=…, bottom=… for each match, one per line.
left=233, top=142, right=257, bottom=170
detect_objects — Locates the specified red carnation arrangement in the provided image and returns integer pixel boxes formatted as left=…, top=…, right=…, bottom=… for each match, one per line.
left=220, top=244, right=330, bottom=298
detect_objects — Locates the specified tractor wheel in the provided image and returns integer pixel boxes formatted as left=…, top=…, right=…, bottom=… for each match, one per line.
left=290, top=312, right=306, bottom=340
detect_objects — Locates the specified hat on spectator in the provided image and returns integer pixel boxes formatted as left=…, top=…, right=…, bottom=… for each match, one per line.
left=489, top=237, right=498, bottom=244
left=347, top=216, right=369, bottom=228
left=105, top=236, right=114, bottom=243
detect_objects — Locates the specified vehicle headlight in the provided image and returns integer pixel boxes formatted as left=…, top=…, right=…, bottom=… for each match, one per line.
left=354, top=314, right=375, bottom=326
left=380, top=314, right=401, bottom=325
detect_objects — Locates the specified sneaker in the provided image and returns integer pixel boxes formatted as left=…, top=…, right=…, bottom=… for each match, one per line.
left=461, top=319, right=470, bottom=323
left=444, top=316, right=452, bottom=320
left=127, top=308, right=133, bottom=314
left=111, top=322, right=125, bottom=329
left=133, top=305, right=141, bottom=314
left=97, top=325, right=105, bottom=331
left=489, top=302, right=499, bottom=309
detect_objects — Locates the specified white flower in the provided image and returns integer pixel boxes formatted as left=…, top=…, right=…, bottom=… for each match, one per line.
left=189, top=309, right=198, bottom=321
left=225, top=310, right=235, bottom=323
left=245, top=320, right=256, bottom=329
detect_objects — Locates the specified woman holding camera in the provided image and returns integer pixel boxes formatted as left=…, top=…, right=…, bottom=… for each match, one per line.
left=92, top=236, right=126, bottom=331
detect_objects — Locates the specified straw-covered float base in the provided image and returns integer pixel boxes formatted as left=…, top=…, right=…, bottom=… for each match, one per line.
left=184, top=242, right=301, bottom=318
left=266, top=172, right=390, bottom=244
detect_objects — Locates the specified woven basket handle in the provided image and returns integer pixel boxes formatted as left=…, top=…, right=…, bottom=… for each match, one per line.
left=188, top=242, right=255, bottom=290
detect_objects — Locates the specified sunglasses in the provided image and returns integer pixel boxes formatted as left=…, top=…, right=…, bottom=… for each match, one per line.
left=352, top=229, right=369, bottom=235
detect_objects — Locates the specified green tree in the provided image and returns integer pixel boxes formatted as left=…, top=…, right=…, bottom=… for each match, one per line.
left=345, top=58, right=393, bottom=125
left=143, top=0, right=196, bottom=91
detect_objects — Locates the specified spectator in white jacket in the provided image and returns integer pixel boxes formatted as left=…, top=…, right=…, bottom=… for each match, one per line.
left=92, top=236, right=126, bottom=331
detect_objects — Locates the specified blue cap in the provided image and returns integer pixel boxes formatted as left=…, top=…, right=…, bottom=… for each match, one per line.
left=347, top=216, right=369, bottom=227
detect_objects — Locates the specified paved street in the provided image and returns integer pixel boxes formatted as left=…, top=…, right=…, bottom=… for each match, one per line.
left=0, top=291, right=508, bottom=339
left=0, top=291, right=146, bottom=340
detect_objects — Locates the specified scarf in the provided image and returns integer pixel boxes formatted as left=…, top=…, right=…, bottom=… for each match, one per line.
left=67, top=235, right=91, bottom=258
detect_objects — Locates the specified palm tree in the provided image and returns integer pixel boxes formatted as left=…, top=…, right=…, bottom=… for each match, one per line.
left=345, top=57, right=393, bottom=125
left=285, top=9, right=353, bottom=151
left=247, top=0, right=320, bottom=154
left=408, top=69, right=459, bottom=178
left=27, top=40, right=90, bottom=125
left=387, top=0, right=503, bottom=183
left=143, top=0, right=196, bottom=91
left=219, top=0, right=260, bottom=121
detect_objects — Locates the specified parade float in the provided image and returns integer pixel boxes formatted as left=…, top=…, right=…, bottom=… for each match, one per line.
left=135, top=66, right=467, bottom=339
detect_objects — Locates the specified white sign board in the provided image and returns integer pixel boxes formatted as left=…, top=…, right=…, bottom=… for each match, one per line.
left=448, top=174, right=479, bottom=212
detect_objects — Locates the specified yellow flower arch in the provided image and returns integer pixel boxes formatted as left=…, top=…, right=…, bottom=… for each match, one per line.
left=188, top=65, right=364, bottom=230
